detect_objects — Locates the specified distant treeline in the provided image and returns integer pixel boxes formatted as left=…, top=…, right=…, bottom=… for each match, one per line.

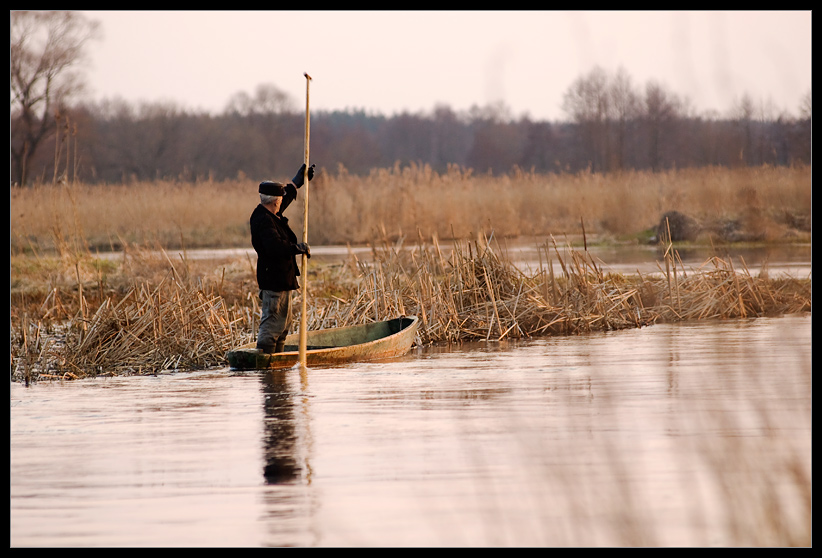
left=16, top=76, right=812, bottom=186
left=12, top=12, right=811, bottom=187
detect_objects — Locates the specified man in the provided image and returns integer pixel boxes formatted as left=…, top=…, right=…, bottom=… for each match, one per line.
left=250, top=163, right=315, bottom=353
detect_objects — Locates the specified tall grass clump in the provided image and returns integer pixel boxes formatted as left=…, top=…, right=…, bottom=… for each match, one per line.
left=10, top=243, right=256, bottom=382
left=316, top=232, right=811, bottom=345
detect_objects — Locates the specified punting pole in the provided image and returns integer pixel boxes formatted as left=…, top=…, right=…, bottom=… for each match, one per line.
left=299, top=73, right=312, bottom=368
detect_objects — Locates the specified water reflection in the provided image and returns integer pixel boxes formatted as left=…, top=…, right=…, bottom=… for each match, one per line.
left=260, top=370, right=301, bottom=484
left=256, top=368, right=321, bottom=547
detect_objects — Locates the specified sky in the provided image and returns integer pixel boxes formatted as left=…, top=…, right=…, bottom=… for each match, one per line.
left=77, top=10, right=811, bottom=122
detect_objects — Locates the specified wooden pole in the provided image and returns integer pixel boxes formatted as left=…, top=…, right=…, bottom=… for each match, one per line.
left=299, top=73, right=312, bottom=367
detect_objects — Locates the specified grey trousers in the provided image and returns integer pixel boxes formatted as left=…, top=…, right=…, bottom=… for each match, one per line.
left=257, top=289, right=293, bottom=353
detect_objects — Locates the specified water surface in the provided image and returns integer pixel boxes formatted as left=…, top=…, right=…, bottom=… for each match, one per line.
left=11, top=314, right=811, bottom=547
left=99, top=239, right=813, bottom=278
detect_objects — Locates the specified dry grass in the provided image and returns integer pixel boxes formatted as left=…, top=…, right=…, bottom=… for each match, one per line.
left=334, top=232, right=811, bottom=344
left=9, top=227, right=811, bottom=382
left=9, top=164, right=812, bottom=380
left=10, top=164, right=812, bottom=252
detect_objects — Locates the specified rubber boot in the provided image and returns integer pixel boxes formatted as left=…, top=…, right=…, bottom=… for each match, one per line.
left=256, top=343, right=274, bottom=354
left=274, top=340, right=286, bottom=354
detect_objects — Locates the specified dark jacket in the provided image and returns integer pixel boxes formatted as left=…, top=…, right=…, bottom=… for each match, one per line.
left=250, top=184, right=301, bottom=291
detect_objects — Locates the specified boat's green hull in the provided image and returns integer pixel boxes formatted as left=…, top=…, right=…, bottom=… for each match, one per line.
left=226, top=315, right=419, bottom=370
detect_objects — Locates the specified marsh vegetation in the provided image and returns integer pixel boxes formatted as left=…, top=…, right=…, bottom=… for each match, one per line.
left=10, top=164, right=811, bottom=381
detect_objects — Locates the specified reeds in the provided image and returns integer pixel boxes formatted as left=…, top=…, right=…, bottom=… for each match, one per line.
left=62, top=273, right=248, bottom=375
left=313, top=232, right=811, bottom=345
left=10, top=164, right=812, bottom=253
left=9, top=230, right=811, bottom=381
left=12, top=270, right=252, bottom=382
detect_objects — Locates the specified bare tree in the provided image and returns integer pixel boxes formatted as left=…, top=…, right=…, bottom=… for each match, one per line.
left=562, top=66, right=611, bottom=171
left=608, top=67, right=641, bottom=170
left=224, top=83, right=295, bottom=116
left=795, top=89, right=812, bottom=164
left=10, top=10, right=100, bottom=186
left=428, top=104, right=472, bottom=171
left=465, top=105, right=526, bottom=174
left=798, top=89, right=811, bottom=121
left=643, top=81, right=680, bottom=171
left=731, top=93, right=761, bottom=166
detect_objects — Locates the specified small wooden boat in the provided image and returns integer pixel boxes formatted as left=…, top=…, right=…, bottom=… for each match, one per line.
left=226, top=315, right=419, bottom=370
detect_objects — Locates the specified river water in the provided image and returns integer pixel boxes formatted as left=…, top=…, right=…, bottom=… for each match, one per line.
left=10, top=311, right=812, bottom=547
left=102, top=238, right=813, bottom=279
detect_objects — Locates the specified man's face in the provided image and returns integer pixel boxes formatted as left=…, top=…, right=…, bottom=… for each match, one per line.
left=271, top=195, right=283, bottom=212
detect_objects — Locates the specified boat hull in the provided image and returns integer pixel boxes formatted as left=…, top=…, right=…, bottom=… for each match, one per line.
left=226, top=315, right=419, bottom=370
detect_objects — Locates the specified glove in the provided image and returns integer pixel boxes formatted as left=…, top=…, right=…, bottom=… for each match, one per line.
left=276, top=184, right=298, bottom=217
left=292, top=163, right=315, bottom=188
left=295, top=242, right=311, bottom=258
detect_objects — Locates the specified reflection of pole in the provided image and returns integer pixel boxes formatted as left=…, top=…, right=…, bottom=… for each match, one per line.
left=300, top=369, right=313, bottom=486
left=299, top=73, right=312, bottom=368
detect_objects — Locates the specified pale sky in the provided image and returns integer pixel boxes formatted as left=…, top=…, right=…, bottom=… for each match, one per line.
left=78, top=10, right=812, bottom=121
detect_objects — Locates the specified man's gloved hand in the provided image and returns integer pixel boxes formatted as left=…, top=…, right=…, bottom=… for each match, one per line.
left=295, top=242, right=311, bottom=258
left=292, top=164, right=316, bottom=188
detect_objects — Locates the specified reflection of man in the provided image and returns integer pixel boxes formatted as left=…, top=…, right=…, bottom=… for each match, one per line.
left=261, top=371, right=301, bottom=484
left=250, top=164, right=315, bottom=354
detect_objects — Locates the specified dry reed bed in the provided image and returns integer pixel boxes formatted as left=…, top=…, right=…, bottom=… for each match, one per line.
left=13, top=271, right=253, bottom=382
left=10, top=235, right=811, bottom=382
left=10, top=164, right=812, bottom=252
left=338, top=234, right=812, bottom=345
